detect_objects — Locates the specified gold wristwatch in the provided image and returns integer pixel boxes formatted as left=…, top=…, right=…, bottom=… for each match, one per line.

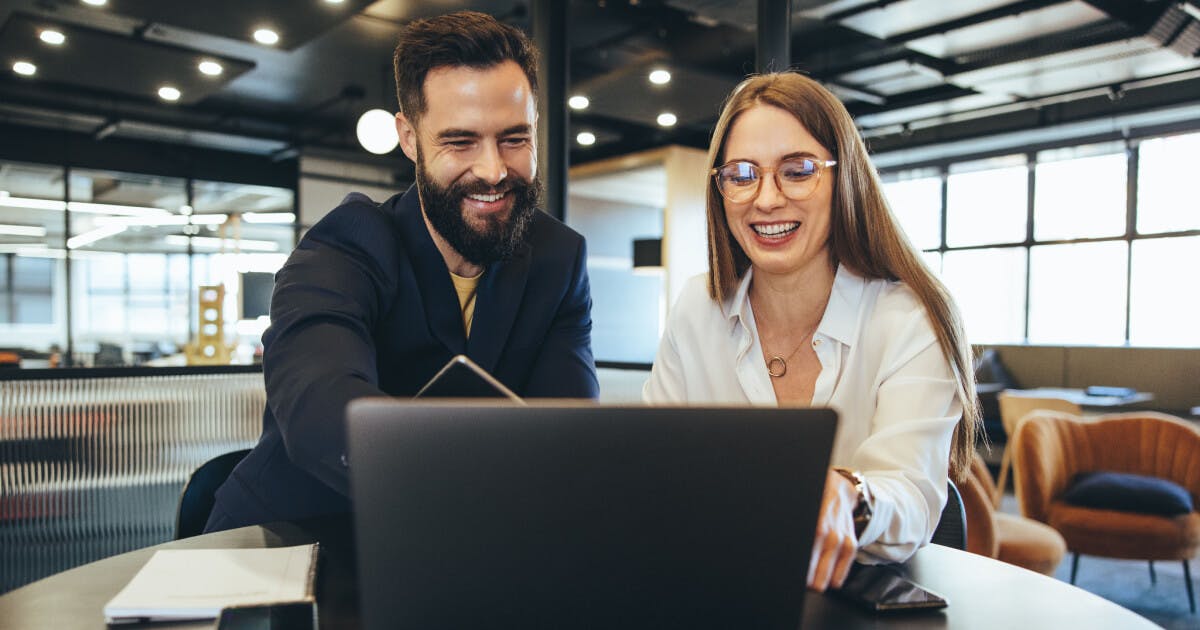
left=833, top=467, right=873, bottom=537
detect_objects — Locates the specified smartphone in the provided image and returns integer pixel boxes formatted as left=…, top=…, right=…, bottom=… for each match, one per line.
left=833, top=562, right=948, bottom=612
left=216, top=602, right=317, bottom=630
left=414, top=355, right=523, bottom=403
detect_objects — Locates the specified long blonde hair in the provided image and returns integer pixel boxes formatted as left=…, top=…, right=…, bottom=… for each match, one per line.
left=704, top=72, right=981, bottom=482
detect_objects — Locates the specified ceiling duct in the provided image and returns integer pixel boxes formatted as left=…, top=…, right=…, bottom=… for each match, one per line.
left=663, top=0, right=839, bottom=31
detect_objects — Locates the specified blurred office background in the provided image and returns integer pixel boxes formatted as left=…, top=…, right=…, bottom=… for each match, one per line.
left=0, top=0, right=1198, bottom=624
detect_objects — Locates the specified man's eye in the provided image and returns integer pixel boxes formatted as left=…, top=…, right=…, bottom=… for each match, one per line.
left=502, top=137, right=530, bottom=146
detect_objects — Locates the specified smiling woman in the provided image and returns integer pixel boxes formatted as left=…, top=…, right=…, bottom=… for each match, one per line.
left=644, top=71, right=982, bottom=593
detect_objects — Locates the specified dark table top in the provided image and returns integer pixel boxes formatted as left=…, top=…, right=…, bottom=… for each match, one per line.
left=0, top=515, right=1157, bottom=630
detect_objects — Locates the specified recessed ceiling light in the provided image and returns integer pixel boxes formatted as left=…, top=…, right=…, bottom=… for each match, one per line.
left=656, top=112, right=677, bottom=127
left=324, top=0, right=346, bottom=4
left=13, top=61, right=36, bottom=77
left=81, top=0, right=107, bottom=6
left=568, top=95, right=589, bottom=110
left=649, top=69, right=671, bottom=85
left=40, top=30, right=66, bottom=46
left=576, top=132, right=596, bottom=146
left=253, top=28, right=280, bottom=45
left=198, top=60, right=223, bottom=76
left=158, top=86, right=181, bottom=102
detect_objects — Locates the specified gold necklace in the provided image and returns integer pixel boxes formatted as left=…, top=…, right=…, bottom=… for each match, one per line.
left=762, top=322, right=819, bottom=378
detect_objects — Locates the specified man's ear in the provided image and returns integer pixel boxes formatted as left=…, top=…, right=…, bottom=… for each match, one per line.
left=395, top=112, right=418, bottom=163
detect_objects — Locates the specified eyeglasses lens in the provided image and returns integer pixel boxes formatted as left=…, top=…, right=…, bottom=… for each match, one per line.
left=716, top=158, right=821, bottom=202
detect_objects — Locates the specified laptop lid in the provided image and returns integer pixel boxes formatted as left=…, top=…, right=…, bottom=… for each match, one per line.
left=413, top=354, right=523, bottom=402
left=347, top=400, right=838, bottom=630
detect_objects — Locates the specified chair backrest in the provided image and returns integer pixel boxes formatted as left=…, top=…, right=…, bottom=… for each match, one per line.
left=1012, top=411, right=1200, bottom=523
left=175, top=449, right=251, bottom=539
left=997, top=392, right=1081, bottom=437
left=930, top=480, right=967, bottom=550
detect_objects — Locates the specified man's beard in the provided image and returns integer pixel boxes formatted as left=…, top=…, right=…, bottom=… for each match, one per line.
left=416, top=152, right=540, bottom=267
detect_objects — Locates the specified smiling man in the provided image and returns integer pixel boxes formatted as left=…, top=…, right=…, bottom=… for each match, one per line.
left=205, top=11, right=599, bottom=532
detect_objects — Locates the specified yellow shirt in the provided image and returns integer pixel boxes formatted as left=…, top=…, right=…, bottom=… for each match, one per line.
left=449, top=270, right=482, bottom=336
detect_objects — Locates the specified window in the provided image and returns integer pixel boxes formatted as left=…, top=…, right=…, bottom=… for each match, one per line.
left=1129, top=236, right=1200, bottom=347
left=1034, top=144, right=1126, bottom=241
left=946, top=156, right=1027, bottom=247
left=1028, top=242, right=1127, bottom=345
left=1137, top=132, right=1200, bottom=234
left=942, top=248, right=1026, bottom=344
left=882, top=169, right=942, bottom=250
left=879, top=129, right=1199, bottom=348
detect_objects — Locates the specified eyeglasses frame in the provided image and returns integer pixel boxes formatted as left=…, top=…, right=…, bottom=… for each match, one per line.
left=710, top=157, right=838, bottom=203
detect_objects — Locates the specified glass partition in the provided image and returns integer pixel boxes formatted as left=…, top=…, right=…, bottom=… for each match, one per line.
left=0, top=160, right=67, bottom=363
left=0, top=161, right=296, bottom=368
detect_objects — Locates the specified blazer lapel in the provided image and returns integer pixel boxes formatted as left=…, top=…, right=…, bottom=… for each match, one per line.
left=390, top=187, right=466, bottom=354
left=468, top=243, right=531, bottom=373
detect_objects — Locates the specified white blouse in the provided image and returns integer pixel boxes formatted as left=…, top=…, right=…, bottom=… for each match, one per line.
left=643, top=265, right=962, bottom=564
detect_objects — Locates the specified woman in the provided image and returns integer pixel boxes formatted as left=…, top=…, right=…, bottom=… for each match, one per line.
left=643, top=72, right=980, bottom=592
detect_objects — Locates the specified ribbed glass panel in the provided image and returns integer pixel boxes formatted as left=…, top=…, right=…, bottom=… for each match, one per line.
left=0, top=373, right=264, bottom=592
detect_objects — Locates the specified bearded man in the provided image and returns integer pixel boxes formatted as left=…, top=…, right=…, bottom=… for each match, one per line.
left=206, top=11, right=598, bottom=532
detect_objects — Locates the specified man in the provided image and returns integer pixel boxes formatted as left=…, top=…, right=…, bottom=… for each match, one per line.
left=206, top=11, right=598, bottom=532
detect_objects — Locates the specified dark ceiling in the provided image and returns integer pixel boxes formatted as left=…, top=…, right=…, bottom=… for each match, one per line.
left=1, top=0, right=1198, bottom=177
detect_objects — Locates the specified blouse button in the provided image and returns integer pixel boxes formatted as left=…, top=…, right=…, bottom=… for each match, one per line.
left=812, top=338, right=822, bottom=347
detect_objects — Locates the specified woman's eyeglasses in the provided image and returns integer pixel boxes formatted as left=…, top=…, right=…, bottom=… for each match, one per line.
left=710, top=157, right=837, bottom=203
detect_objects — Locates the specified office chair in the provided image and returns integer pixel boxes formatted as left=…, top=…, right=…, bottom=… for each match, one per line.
left=931, top=480, right=967, bottom=550
left=175, top=448, right=251, bottom=539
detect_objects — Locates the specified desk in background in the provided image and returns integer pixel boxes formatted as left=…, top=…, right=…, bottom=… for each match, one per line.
left=0, top=515, right=1157, bottom=630
left=1004, top=387, right=1155, bottom=410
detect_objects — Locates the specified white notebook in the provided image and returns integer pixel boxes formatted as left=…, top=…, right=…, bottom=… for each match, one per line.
left=103, top=544, right=318, bottom=624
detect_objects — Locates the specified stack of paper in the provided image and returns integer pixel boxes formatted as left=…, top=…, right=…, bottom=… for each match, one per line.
left=103, top=544, right=318, bottom=624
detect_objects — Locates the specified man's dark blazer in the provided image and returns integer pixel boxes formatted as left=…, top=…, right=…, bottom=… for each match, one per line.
left=206, top=186, right=598, bottom=531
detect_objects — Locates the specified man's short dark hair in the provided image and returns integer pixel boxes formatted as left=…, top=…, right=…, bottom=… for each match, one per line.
left=393, top=11, right=539, bottom=126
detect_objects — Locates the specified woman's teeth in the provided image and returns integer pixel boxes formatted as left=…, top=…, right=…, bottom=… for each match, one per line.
left=468, top=192, right=505, bottom=203
left=752, top=222, right=800, bottom=237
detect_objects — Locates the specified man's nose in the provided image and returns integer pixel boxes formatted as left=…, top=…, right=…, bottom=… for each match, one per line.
left=472, top=143, right=508, bottom=186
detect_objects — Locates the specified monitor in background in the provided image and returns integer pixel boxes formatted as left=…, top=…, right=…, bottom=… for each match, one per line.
left=347, top=400, right=838, bottom=630
left=240, top=272, right=274, bottom=320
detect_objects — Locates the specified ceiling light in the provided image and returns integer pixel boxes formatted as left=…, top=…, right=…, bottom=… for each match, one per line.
left=656, top=112, right=677, bottom=127
left=253, top=28, right=280, bottom=45
left=40, top=30, right=66, bottom=46
left=67, top=225, right=127, bottom=249
left=0, top=223, right=47, bottom=237
left=0, top=194, right=171, bottom=217
left=81, top=0, right=107, bottom=5
left=164, top=235, right=279, bottom=252
left=158, top=86, right=181, bottom=101
left=13, top=61, right=36, bottom=77
left=356, top=108, right=399, bottom=154
left=649, top=69, right=671, bottom=85
left=198, top=60, right=223, bottom=76
left=568, top=95, right=589, bottom=110
left=324, top=0, right=346, bottom=4
left=93, top=214, right=227, bottom=227
left=243, top=212, right=296, bottom=224
left=179, top=205, right=193, bottom=215
left=576, top=132, right=596, bottom=146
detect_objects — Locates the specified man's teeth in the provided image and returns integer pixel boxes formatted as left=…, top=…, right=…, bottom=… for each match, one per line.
left=468, top=192, right=505, bottom=203
left=752, top=222, right=800, bottom=237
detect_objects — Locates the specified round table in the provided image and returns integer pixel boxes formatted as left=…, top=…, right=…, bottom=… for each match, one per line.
left=0, top=515, right=1157, bottom=629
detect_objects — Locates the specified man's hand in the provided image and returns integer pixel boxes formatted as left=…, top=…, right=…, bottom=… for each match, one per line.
left=807, top=469, right=859, bottom=592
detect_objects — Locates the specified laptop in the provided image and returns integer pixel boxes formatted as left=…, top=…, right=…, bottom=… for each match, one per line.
left=413, top=354, right=523, bottom=402
left=347, top=400, right=838, bottom=630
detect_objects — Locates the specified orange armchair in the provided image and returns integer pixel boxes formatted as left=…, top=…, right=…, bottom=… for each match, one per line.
left=1011, top=411, right=1200, bottom=612
left=959, top=454, right=1066, bottom=576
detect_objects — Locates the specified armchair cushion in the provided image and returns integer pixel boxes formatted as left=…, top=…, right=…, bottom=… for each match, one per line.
left=1063, top=471, right=1194, bottom=517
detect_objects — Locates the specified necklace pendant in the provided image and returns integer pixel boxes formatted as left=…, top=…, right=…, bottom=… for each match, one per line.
left=767, top=355, right=787, bottom=378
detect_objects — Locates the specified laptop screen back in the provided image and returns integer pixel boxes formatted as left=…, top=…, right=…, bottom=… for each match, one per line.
left=348, top=400, right=837, bottom=630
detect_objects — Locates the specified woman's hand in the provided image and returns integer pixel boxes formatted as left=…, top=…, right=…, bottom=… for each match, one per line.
left=807, top=469, right=859, bottom=591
